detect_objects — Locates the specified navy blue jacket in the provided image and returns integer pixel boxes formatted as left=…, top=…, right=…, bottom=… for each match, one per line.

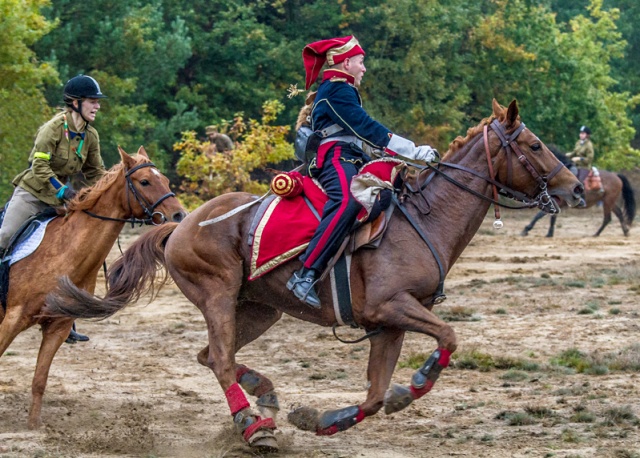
left=311, top=70, right=391, bottom=151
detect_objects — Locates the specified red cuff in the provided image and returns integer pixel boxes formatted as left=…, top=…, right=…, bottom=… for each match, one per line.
left=225, top=383, right=250, bottom=415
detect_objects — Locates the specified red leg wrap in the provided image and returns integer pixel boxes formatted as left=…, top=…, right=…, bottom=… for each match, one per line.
left=225, top=383, right=250, bottom=415
left=438, top=348, right=452, bottom=368
left=410, top=380, right=435, bottom=399
left=316, top=407, right=366, bottom=436
left=242, top=417, right=277, bottom=442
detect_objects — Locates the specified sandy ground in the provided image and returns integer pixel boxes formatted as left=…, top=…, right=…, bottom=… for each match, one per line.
left=1, top=206, right=639, bottom=458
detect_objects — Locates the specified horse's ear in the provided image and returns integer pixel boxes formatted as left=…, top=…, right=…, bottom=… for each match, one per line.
left=506, top=100, right=519, bottom=128
left=492, top=99, right=505, bottom=118
left=137, top=145, right=149, bottom=159
left=118, top=145, right=136, bottom=170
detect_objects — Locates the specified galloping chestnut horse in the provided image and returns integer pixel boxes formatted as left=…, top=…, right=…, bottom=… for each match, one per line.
left=46, top=101, right=583, bottom=452
left=0, top=146, right=186, bottom=429
left=521, top=148, right=636, bottom=237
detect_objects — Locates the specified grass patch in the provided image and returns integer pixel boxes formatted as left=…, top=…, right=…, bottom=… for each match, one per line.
left=436, top=305, right=481, bottom=322
left=564, top=280, right=586, bottom=288
left=495, top=410, right=537, bottom=426
left=452, top=349, right=539, bottom=372
left=570, top=411, right=595, bottom=423
left=500, top=370, right=529, bottom=381
left=552, top=345, right=640, bottom=374
left=3, top=351, right=18, bottom=356
left=524, top=405, right=555, bottom=419
left=398, top=352, right=430, bottom=370
left=609, top=307, right=621, bottom=315
left=494, top=308, right=507, bottom=315
left=603, top=405, right=637, bottom=425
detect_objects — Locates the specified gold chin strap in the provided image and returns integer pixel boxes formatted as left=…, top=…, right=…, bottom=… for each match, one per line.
left=326, top=36, right=360, bottom=66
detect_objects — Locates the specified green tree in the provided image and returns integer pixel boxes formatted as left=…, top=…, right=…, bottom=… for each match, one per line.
left=0, top=0, right=58, bottom=201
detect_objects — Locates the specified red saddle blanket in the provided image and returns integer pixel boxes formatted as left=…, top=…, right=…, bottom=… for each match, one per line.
left=249, top=158, right=404, bottom=280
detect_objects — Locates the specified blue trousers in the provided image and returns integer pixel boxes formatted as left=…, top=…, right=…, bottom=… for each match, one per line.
left=301, top=144, right=367, bottom=272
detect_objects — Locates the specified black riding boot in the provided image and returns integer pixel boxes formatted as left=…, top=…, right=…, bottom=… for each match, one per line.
left=287, top=268, right=321, bottom=309
left=65, top=322, right=90, bottom=344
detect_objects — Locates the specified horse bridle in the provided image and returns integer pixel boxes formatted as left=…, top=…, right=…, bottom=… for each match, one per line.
left=396, top=119, right=565, bottom=306
left=407, top=119, right=565, bottom=216
left=83, top=162, right=176, bottom=226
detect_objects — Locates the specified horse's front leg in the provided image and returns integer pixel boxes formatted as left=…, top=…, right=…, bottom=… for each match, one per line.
left=192, top=277, right=278, bottom=453
left=288, top=328, right=405, bottom=435
left=521, top=210, right=546, bottom=236
left=29, top=318, right=73, bottom=429
left=371, top=292, right=456, bottom=415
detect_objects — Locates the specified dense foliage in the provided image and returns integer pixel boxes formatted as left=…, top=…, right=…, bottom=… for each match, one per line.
left=1, top=0, right=640, bottom=202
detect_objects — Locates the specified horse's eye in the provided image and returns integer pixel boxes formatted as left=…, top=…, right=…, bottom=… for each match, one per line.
left=140, top=179, right=150, bottom=186
left=531, top=143, right=541, bottom=151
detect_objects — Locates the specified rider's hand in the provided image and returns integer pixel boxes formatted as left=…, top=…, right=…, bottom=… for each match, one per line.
left=571, top=157, right=581, bottom=163
left=414, top=145, right=439, bottom=163
left=56, top=185, right=77, bottom=202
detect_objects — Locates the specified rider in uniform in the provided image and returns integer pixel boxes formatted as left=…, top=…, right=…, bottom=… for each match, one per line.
left=566, top=125, right=603, bottom=193
left=287, top=36, right=439, bottom=308
left=567, top=125, right=594, bottom=169
left=0, top=74, right=107, bottom=343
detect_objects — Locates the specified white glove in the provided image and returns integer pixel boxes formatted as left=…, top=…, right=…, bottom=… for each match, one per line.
left=415, top=145, right=439, bottom=162
left=385, top=134, right=439, bottom=162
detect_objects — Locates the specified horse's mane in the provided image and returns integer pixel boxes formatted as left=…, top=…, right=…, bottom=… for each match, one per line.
left=65, top=155, right=148, bottom=212
left=443, top=115, right=495, bottom=160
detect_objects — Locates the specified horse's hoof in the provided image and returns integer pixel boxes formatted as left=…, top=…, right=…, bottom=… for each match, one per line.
left=520, top=230, right=529, bottom=236
left=384, top=383, right=414, bottom=415
left=248, top=429, right=279, bottom=454
left=287, top=406, right=319, bottom=431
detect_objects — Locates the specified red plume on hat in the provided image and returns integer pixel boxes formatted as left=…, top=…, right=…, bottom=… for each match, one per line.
left=302, top=36, right=365, bottom=90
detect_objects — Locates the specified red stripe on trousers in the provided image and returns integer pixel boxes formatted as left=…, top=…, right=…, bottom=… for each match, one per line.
left=304, top=147, right=350, bottom=268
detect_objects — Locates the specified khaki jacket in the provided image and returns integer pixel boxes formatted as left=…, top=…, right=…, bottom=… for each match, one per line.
left=13, top=110, right=106, bottom=206
left=568, top=139, right=594, bottom=169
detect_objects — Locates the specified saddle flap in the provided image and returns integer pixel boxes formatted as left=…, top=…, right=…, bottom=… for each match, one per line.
left=351, top=202, right=394, bottom=252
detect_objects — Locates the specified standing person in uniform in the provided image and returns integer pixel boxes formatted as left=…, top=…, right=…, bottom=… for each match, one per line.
left=0, top=74, right=108, bottom=343
left=287, top=36, right=439, bottom=308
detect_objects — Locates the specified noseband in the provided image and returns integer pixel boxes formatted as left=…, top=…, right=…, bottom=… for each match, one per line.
left=83, top=162, right=176, bottom=226
left=124, top=162, right=176, bottom=225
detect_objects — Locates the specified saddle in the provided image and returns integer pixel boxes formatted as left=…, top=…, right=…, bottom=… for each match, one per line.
left=0, top=207, right=58, bottom=310
left=576, top=168, right=602, bottom=192
left=247, top=158, right=405, bottom=280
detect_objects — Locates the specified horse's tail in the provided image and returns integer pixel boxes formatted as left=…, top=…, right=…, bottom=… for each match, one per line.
left=618, top=174, right=636, bottom=226
left=45, top=222, right=178, bottom=320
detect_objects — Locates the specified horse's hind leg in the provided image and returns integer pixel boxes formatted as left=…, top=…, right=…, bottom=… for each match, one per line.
left=28, top=318, right=73, bottom=429
left=197, top=301, right=282, bottom=420
left=288, top=328, right=405, bottom=435
left=0, top=307, right=30, bottom=357
left=612, top=204, right=630, bottom=236
left=594, top=206, right=613, bottom=236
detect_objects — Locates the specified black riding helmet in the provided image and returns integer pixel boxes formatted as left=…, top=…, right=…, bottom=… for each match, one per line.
left=579, top=125, right=591, bottom=135
left=63, top=75, right=107, bottom=123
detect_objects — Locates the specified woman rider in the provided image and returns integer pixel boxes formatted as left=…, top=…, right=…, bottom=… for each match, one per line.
left=0, top=74, right=107, bottom=343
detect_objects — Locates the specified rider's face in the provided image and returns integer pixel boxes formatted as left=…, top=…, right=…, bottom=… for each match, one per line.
left=75, top=98, right=101, bottom=123
left=343, top=55, right=366, bottom=87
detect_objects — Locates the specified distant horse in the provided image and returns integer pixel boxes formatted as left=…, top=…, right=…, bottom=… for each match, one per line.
left=46, top=101, right=583, bottom=452
left=521, top=147, right=636, bottom=237
left=0, top=146, right=186, bottom=429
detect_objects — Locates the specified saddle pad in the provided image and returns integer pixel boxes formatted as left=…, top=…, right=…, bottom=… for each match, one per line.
left=248, top=158, right=404, bottom=280
left=8, top=217, right=55, bottom=266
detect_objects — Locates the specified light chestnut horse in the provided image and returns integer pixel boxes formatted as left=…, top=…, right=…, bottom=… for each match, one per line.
left=0, top=146, right=186, bottom=429
left=46, top=101, right=583, bottom=452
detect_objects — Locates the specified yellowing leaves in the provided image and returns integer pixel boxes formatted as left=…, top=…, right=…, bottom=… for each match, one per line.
left=175, top=100, right=294, bottom=210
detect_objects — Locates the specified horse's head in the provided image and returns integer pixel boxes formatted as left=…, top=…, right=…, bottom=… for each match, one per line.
left=119, top=146, right=187, bottom=224
left=489, top=99, right=584, bottom=212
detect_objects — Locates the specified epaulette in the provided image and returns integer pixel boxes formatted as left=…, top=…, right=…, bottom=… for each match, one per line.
left=329, top=77, right=348, bottom=83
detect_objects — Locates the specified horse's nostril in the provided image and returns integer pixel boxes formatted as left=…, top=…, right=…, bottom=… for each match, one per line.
left=172, top=212, right=185, bottom=223
left=574, top=184, right=585, bottom=196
